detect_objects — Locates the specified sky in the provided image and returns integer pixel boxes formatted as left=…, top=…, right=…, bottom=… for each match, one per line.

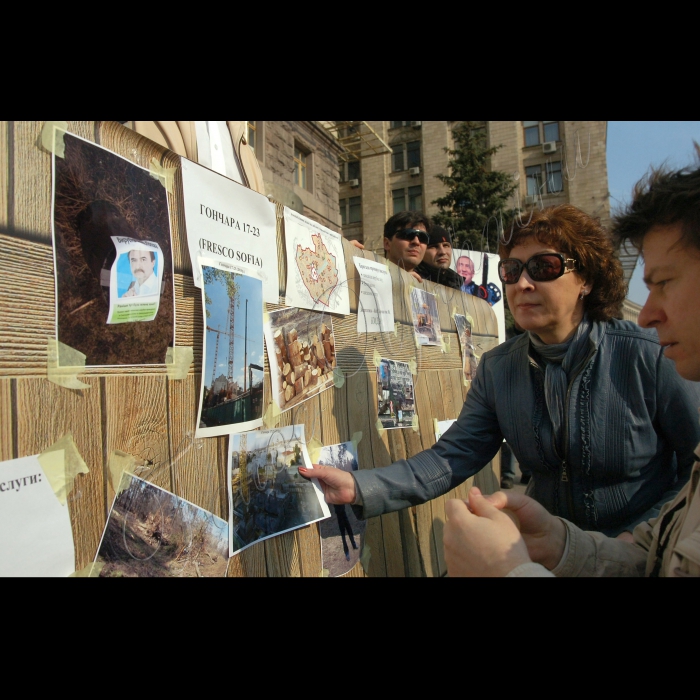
left=607, top=121, right=700, bottom=305
left=203, top=268, right=264, bottom=391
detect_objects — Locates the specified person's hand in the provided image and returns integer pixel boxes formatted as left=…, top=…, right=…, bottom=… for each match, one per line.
left=298, top=464, right=356, bottom=505
left=350, top=240, right=365, bottom=250
left=616, top=531, right=635, bottom=543
left=409, top=270, right=423, bottom=283
left=483, top=490, right=567, bottom=570
left=444, top=487, right=531, bottom=577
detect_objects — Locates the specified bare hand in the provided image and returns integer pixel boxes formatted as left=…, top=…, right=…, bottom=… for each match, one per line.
left=350, top=240, right=365, bottom=250
left=444, top=487, right=531, bottom=577
left=616, top=531, right=635, bottom=543
left=298, top=464, right=356, bottom=505
left=483, top=490, right=567, bottom=570
left=409, top=270, right=423, bottom=283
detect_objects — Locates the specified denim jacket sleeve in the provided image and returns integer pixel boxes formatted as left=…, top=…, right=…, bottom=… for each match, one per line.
left=352, top=353, right=504, bottom=520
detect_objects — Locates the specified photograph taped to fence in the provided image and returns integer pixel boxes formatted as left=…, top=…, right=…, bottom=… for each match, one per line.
left=377, top=357, right=415, bottom=429
left=410, top=288, right=442, bottom=347
left=318, top=441, right=365, bottom=577
left=51, top=128, right=174, bottom=366
left=264, top=306, right=337, bottom=412
left=284, top=207, right=350, bottom=315
left=227, top=424, right=330, bottom=557
left=196, top=258, right=265, bottom=438
left=94, top=472, right=229, bottom=578
left=454, top=313, right=479, bottom=381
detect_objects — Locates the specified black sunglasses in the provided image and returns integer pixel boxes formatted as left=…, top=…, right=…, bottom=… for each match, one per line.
left=498, top=253, right=578, bottom=284
left=394, top=228, right=429, bottom=245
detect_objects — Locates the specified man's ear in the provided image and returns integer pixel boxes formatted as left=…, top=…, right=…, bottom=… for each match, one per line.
left=383, top=237, right=391, bottom=254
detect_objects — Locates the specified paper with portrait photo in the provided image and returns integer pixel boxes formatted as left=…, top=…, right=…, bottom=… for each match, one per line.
left=0, top=454, right=75, bottom=577
left=196, top=258, right=265, bottom=438
left=284, top=207, right=350, bottom=315
left=107, top=237, right=163, bottom=324
left=354, top=257, right=395, bottom=333
left=181, top=158, right=279, bottom=303
left=228, top=424, right=330, bottom=557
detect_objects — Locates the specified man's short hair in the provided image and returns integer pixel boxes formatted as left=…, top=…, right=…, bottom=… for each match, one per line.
left=129, top=249, right=156, bottom=262
left=384, top=211, right=432, bottom=239
left=613, top=163, right=700, bottom=254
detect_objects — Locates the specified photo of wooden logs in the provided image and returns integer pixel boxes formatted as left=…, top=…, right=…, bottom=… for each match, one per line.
left=267, top=308, right=337, bottom=410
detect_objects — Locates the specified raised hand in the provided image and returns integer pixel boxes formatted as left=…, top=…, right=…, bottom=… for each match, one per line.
left=298, top=464, right=357, bottom=505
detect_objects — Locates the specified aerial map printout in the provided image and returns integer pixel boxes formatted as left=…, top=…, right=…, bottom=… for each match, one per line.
left=283, top=207, right=350, bottom=315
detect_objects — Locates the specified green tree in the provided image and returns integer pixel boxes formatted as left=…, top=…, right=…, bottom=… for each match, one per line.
left=203, top=267, right=240, bottom=319
left=432, top=121, right=517, bottom=254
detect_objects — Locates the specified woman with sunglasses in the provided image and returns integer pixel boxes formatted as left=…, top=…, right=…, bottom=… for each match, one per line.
left=301, top=205, right=700, bottom=539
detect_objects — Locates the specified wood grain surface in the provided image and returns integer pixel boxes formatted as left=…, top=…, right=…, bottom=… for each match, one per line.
left=0, top=121, right=501, bottom=577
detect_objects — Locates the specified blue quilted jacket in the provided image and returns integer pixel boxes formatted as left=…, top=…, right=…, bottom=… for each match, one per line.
left=353, top=319, right=700, bottom=535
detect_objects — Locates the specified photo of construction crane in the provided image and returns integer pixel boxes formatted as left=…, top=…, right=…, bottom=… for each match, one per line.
left=196, top=261, right=265, bottom=438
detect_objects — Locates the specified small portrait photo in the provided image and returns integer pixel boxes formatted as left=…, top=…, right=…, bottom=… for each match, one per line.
left=117, top=248, right=160, bottom=298
left=410, top=288, right=443, bottom=347
left=318, top=441, right=365, bottom=577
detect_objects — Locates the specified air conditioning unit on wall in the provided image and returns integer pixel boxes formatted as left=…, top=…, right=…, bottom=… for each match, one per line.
left=409, top=167, right=421, bottom=176
left=349, top=178, right=360, bottom=187
left=543, top=141, right=557, bottom=154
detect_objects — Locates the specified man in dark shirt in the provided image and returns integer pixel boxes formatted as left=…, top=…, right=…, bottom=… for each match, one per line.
left=414, top=225, right=463, bottom=290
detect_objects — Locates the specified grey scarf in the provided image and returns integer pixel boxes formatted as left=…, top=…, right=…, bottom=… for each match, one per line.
left=529, top=316, right=595, bottom=455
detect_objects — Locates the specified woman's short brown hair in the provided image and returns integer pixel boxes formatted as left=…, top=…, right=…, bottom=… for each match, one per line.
left=499, top=205, right=626, bottom=322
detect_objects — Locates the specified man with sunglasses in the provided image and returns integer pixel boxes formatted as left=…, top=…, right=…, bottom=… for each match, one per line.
left=414, top=225, right=464, bottom=290
left=382, top=211, right=431, bottom=279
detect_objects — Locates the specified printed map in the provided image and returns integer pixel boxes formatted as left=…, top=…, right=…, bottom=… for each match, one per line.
left=284, top=207, right=350, bottom=315
left=295, top=234, right=338, bottom=307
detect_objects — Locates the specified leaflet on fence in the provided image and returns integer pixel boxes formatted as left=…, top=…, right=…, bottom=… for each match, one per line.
left=284, top=207, right=350, bottom=315
left=196, top=258, right=265, bottom=438
left=227, top=424, right=330, bottom=557
left=181, top=157, right=279, bottom=302
left=107, top=237, right=164, bottom=323
left=0, top=455, right=75, bottom=577
left=354, top=257, right=395, bottom=333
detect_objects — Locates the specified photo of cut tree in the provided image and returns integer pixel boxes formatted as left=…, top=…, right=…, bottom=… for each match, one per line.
left=95, top=473, right=229, bottom=577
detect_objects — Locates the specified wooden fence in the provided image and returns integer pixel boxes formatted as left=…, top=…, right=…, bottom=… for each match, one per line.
left=0, top=121, right=500, bottom=577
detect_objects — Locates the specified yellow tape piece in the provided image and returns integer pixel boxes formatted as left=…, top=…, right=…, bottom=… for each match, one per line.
left=375, top=419, right=385, bottom=435
left=165, top=346, right=193, bottom=380
left=37, top=433, right=89, bottom=506
left=320, top=568, right=330, bottom=578
left=372, top=349, right=382, bottom=367
left=333, top=367, right=345, bottom=388
left=41, top=121, right=68, bottom=158
left=47, top=338, right=90, bottom=390
left=360, top=544, right=371, bottom=574
left=411, top=414, right=420, bottom=433
left=351, top=431, right=363, bottom=453
left=394, top=322, right=399, bottom=337
left=466, top=314, right=474, bottom=327
left=440, top=335, right=451, bottom=354
left=149, top=158, right=176, bottom=194
left=408, top=359, right=417, bottom=376
left=70, top=562, right=104, bottom=578
left=263, top=400, right=281, bottom=429
left=108, top=450, right=136, bottom=494
left=307, top=438, right=323, bottom=465
left=433, top=418, right=439, bottom=436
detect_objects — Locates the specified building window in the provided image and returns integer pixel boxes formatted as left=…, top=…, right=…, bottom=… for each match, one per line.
left=340, top=159, right=361, bottom=183
left=392, top=186, right=422, bottom=213
left=392, top=141, right=421, bottom=171
left=391, top=121, right=408, bottom=128
left=247, top=121, right=257, bottom=151
left=294, top=145, right=308, bottom=189
left=523, top=121, right=560, bottom=147
left=340, top=196, right=362, bottom=225
left=526, top=162, right=564, bottom=196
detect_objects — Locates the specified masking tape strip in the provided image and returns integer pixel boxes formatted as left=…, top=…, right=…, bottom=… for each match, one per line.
left=373, top=349, right=382, bottom=367
left=440, top=335, right=450, bottom=354
left=411, top=414, right=420, bottom=433
left=165, top=346, right=193, bottom=380
left=360, top=544, right=371, bottom=574
left=70, top=562, right=104, bottom=578
left=263, top=400, right=281, bottom=429
left=37, top=433, right=89, bottom=506
left=108, top=450, right=137, bottom=495
left=375, top=419, right=385, bottom=436
left=47, top=339, right=90, bottom=390
left=40, top=121, right=68, bottom=158
left=408, top=359, right=417, bottom=376
left=320, top=568, right=330, bottom=578
left=333, top=367, right=345, bottom=388
left=433, top=418, right=439, bottom=436
left=394, top=322, right=399, bottom=337
left=307, top=437, right=323, bottom=465
left=149, top=158, right=176, bottom=194
left=351, top=431, right=363, bottom=453
left=466, top=314, right=474, bottom=327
